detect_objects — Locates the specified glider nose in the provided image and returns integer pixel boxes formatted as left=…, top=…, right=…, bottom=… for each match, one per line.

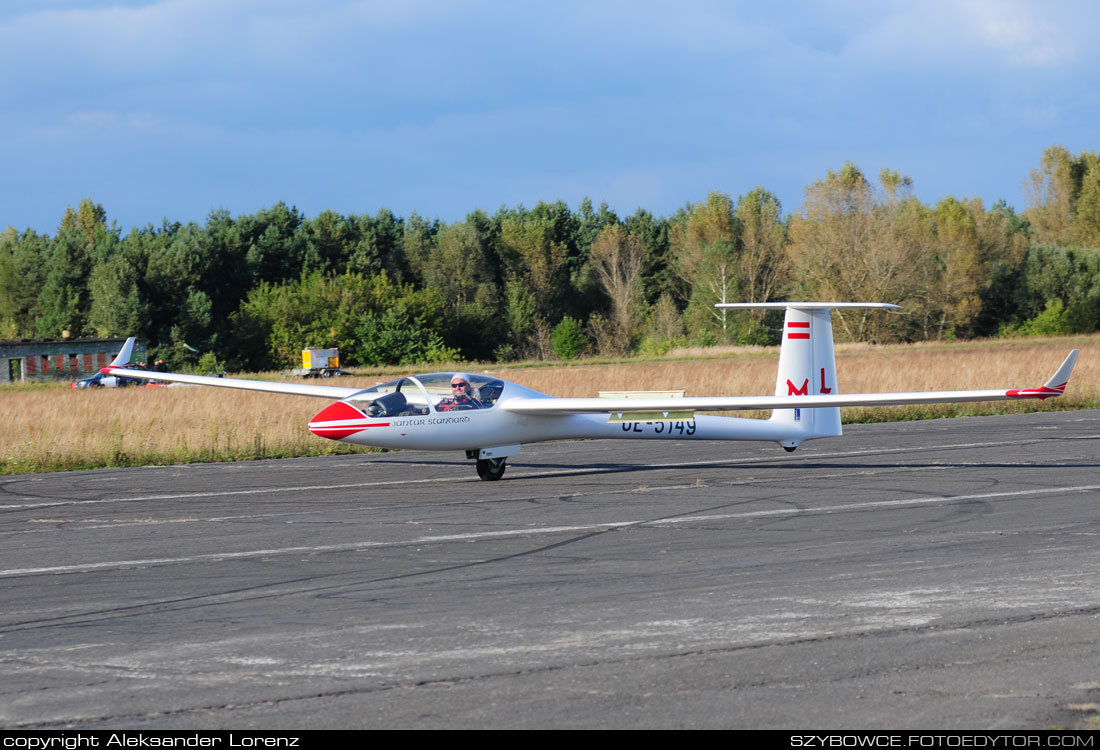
left=308, top=400, right=369, bottom=441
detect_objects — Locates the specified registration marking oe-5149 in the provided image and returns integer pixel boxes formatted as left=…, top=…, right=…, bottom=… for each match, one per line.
left=620, top=420, right=698, bottom=436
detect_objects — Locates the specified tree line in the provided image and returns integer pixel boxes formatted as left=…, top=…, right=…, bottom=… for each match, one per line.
left=2, top=144, right=1098, bottom=372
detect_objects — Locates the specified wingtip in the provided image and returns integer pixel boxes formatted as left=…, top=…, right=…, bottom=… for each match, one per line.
left=1006, top=349, right=1080, bottom=400
left=1043, top=349, right=1079, bottom=391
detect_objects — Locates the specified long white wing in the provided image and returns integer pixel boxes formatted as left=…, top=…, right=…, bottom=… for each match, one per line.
left=102, top=367, right=364, bottom=399
left=101, top=338, right=363, bottom=400
left=500, top=350, right=1080, bottom=416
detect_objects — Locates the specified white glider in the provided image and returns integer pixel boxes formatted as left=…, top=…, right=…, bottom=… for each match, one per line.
left=103, top=302, right=1079, bottom=480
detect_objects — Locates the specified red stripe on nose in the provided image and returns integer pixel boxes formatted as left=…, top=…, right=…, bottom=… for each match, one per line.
left=309, top=401, right=370, bottom=440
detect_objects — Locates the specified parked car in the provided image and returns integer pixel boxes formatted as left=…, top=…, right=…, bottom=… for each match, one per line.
left=71, top=370, right=143, bottom=389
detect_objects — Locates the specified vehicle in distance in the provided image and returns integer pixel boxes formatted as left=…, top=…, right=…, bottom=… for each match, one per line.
left=71, top=370, right=141, bottom=389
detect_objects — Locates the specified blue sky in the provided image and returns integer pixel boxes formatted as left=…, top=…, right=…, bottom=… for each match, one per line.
left=3, top=0, right=1098, bottom=235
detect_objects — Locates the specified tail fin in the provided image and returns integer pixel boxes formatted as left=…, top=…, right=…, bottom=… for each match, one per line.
left=107, top=337, right=136, bottom=369
left=717, top=303, right=900, bottom=443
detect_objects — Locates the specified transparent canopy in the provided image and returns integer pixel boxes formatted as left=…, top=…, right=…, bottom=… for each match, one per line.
left=344, top=372, right=505, bottom=417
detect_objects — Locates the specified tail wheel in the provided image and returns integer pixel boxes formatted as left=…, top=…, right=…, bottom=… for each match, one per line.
left=476, top=457, right=507, bottom=481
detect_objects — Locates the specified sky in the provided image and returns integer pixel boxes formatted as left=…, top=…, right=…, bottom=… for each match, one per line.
left=2, top=0, right=1098, bottom=236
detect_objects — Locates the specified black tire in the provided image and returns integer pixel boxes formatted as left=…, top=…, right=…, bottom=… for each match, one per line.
left=475, top=458, right=507, bottom=481
left=783, top=445, right=797, bottom=453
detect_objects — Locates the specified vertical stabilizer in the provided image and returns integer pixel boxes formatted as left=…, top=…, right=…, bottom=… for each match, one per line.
left=107, top=337, right=136, bottom=368
left=716, top=302, right=900, bottom=444
left=770, top=306, right=841, bottom=438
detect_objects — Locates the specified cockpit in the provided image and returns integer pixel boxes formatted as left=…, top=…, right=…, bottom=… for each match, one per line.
left=344, top=373, right=506, bottom=417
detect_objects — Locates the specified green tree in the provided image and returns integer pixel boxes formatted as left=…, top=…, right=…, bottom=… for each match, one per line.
left=575, top=198, right=620, bottom=267
left=624, top=208, right=672, bottom=304
left=586, top=224, right=646, bottom=355
left=788, top=164, right=925, bottom=342
left=1024, top=145, right=1100, bottom=248
left=638, top=294, right=685, bottom=355
left=1074, top=156, right=1100, bottom=247
left=352, top=272, right=454, bottom=365
left=347, top=208, right=408, bottom=281
left=551, top=315, right=586, bottom=360
left=497, top=209, right=571, bottom=354
left=235, top=271, right=455, bottom=369
left=668, top=192, right=744, bottom=344
left=240, top=202, right=307, bottom=284
left=0, top=228, right=50, bottom=337
left=731, top=188, right=789, bottom=343
left=143, top=221, right=223, bottom=363
left=421, top=220, right=501, bottom=359
left=920, top=196, right=986, bottom=338
left=87, top=252, right=146, bottom=337
left=0, top=233, right=17, bottom=338
left=234, top=271, right=372, bottom=368
left=301, top=210, right=359, bottom=275
left=736, top=187, right=789, bottom=303
left=423, top=221, right=497, bottom=313
left=400, top=211, right=439, bottom=286
left=683, top=238, right=740, bottom=343
left=1024, top=145, right=1078, bottom=246
left=355, top=309, right=458, bottom=366
left=668, top=192, right=738, bottom=303
left=502, top=280, right=537, bottom=353
left=36, top=199, right=117, bottom=337
left=1016, top=245, right=1100, bottom=332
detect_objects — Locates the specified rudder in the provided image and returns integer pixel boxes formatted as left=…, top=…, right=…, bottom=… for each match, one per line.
left=717, top=302, right=899, bottom=443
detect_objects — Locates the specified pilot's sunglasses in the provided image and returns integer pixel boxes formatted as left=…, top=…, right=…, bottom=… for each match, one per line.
left=451, top=382, right=468, bottom=388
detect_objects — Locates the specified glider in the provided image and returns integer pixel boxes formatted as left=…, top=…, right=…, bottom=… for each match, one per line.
left=102, top=302, right=1079, bottom=480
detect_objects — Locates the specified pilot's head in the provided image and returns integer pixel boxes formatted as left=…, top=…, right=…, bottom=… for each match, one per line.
left=451, top=373, right=472, bottom=395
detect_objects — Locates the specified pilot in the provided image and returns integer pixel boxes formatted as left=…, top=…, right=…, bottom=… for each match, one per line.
left=437, top=372, right=483, bottom=411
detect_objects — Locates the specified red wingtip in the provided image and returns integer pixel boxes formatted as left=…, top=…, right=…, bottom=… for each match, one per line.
left=1005, top=383, right=1066, bottom=400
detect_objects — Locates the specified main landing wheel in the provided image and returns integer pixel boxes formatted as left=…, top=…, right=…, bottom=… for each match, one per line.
left=476, top=457, right=507, bottom=481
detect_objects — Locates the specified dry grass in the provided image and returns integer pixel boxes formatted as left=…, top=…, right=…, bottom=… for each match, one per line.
left=2, top=334, right=1096, bottom=474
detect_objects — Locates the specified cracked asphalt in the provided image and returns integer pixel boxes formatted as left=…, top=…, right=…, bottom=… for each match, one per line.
left=2, top=410, right=1099, bottom=729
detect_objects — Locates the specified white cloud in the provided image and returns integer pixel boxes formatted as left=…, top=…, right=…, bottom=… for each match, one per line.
left=838, top=0, right=1091, bottom=71
left=960, top=0, right=1074, bottom=68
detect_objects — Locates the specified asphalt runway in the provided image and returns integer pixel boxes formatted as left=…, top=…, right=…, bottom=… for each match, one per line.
left=2, top=410, right=1100, bottom=729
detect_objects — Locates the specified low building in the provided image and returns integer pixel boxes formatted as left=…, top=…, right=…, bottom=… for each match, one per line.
left=1, top=337, right=147, bottom=384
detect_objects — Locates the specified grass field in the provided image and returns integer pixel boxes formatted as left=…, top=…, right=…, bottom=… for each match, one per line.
left=2, top=334, right=1096, bottom=475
